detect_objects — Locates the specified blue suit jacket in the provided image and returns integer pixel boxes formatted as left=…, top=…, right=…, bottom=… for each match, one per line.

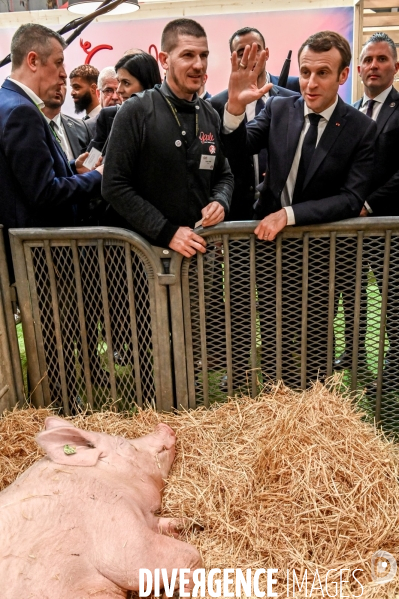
left=354, top=87, right=399, bottom=216
left=270, top=73, right=300, bottom=94
left=210, top=85, right=298, bottom=220
left=222, top=94, right=376, bottom=225
left=0, top=79, right=101, bottom=275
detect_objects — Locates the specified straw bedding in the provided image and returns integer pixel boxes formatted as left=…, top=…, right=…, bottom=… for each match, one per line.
left=1, top=381, right=399, bottom=598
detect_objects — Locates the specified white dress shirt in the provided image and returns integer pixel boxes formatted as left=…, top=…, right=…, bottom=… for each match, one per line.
left=43, top=112, right=74, bottom=161
left=8, top=77, right=45, bottom=110
left=87, top=104, right=101, bottom=119
left=359, top=85, right=392, bottom=121
left=224, top=95, right=339, bottom=224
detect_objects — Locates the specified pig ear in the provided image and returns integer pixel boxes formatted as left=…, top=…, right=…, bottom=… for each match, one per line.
left=37, top=425, right=103, bottom=467
left=44, top=416, right=76, bottom=430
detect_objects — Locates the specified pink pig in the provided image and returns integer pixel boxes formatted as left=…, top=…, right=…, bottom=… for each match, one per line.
left=0, top=417, right=202, bottom=598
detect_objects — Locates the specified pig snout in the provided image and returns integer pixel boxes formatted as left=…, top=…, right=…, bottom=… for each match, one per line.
left=155, top=423, right=176, bottom=449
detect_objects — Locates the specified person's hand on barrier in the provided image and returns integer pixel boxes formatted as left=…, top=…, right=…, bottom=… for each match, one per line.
left=254, top=209, right=287, bottom=242
left=359, top=206, right=369, bottom=217
left=227, top=43, right=272, bottom=116
left=169, top=227, right=207, bottom=258
left=202, top=202, right=225, bottom=227
left=75, top=152, right=90, bottom=174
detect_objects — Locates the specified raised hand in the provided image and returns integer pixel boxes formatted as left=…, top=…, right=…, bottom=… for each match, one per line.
left=227, top=43, right=273, bottom=116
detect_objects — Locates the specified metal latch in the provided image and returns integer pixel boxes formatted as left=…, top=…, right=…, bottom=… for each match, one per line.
left=157, top=274, right=176, bottom=285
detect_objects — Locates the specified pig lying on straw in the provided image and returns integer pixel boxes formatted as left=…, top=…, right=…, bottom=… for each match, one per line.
left=1, top=381, right=399, bottom=598
left=0, top=416, right=202, bottom=598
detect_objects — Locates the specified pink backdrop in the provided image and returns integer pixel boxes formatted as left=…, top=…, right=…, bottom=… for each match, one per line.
left=0, top=7, right=354, bottom=116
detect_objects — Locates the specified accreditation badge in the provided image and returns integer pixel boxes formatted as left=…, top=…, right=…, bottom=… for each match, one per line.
left=199, top=155, right=216, bottom=170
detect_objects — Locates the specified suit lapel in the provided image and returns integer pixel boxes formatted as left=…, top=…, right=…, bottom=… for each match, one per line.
left=61, top=115, right=80, bottom=159
left=285, top=97, right=305, bottom=181
left=375, top=88, right=399, bottom=136
left=269, top=86, right=280, bottom=97
left=303, top=98, right=346, bottom=189
left=353, top=99, right=362, bottom=110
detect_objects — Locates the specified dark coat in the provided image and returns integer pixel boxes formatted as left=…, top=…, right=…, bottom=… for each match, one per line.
left=60, top=113, right=92, bottom=159
left=0, top=79, right=101, bottom=276
left=354, top=87, right=399, bottom=216
left=270, top=73, right=300, bottom=93
left=87, top=105, right=119, bottom=153
left=222, top=94, right=376, bottom=225
left=210, top=85, right=298, bottom=220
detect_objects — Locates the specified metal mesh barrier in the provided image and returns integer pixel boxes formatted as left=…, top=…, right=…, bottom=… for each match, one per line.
left=178, top=221, right=399, bottom=433
left=10, top=228, right=173, bottom=414
left=7, top=220, right=399, bottom=433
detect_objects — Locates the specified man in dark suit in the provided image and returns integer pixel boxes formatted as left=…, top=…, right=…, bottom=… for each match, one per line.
left=340, top=32, right=399, bottom=386
left=222, top=30, right=376, bottom=386
left=211, top=27, right=297, bottom=221
left=43, top=82, right=91, bottom=160
left=228, top=27, right=300, bottom=94
left=0, top=23, right=102, bottom=279
left=211, top=28, right=297, bottom=389
left=355, top=33, right=399, bottom=216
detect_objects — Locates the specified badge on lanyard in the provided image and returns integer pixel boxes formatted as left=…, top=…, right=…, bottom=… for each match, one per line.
left=199, top=155, right=216, bottom=170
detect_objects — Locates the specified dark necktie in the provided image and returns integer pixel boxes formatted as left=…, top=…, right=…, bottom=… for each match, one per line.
left=292, top=113, right=322, bottom=204
left=366, top=99, right=376, bottom=119
left=49, top=120, right=67, bottom=157
left=255, top=97, right=267, bottom=183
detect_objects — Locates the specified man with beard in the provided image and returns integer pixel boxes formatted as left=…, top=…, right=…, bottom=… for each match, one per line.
left=69, top=64, right=100, bottom=129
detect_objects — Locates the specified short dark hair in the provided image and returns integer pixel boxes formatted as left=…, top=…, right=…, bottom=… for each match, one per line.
left=361, top=32, right=398, bottom=61
left=11, top=23, right=66, bottom=69
left=115, top=52, right=162, bottom=90
left=298, top=31, right=351, bottom=74
left=69, top=64, right=99, bottom=85
left=161, top=18, right=207, bottom=53
left=228, top=27, right=266, bottom=54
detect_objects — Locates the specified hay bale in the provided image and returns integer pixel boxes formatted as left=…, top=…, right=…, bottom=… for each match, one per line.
left=1, top=382, right=399, bottom=598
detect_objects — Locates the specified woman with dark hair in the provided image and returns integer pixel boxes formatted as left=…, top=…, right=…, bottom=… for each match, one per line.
left=115, top=53, right=162, bottom=102
left=88, top=52, right=161, bottom=153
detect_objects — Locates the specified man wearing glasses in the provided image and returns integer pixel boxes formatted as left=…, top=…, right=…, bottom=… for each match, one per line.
left=98, top=66, right=121, bottom=108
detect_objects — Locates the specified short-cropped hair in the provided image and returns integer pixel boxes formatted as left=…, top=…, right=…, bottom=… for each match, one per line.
left=69, top=64, right=99, bottom=85
left=362, top=32, right=398, bottom=61
left=228, top=27, right=266, bottom=53
left=161, top=18, right=207, bottom=53
left=98, top=66, right=117, bottom=90
left=115, top=52, right=161, bottom=90
left=11, top=23, right=66, bottom=69
left=298, top=31, right=351, bottom=74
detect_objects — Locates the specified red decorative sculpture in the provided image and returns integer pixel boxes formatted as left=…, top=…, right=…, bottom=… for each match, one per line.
left=80, top=38, right=113, bottom=64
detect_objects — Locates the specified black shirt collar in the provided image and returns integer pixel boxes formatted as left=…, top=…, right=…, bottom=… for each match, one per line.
left=159, top=80, right=198, bottom=113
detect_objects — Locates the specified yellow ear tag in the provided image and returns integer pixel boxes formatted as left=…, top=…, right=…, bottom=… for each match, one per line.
left=63, top=445, right=77, bottom=455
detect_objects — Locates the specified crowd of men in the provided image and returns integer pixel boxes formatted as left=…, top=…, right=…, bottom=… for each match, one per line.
left=1, top=21, right=398, bottom=256
left=0, top=18, right=398, bottom=386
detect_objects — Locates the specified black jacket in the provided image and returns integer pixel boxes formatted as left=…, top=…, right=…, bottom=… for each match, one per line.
left=102, top=82, right=233, bottom=245
left=269, top=73, right=300, bottom=93
left=222, top=94, right=376, bottom=225
left=210, top=85, right=297, bottom=220
left=61, top=113, right=92, bottom=159
left=354, top=87, right=399, bottom=216
left=88, top=105, right=120, bottom=153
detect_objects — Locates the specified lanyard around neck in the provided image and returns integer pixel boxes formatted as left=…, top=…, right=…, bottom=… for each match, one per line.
left=162, top=94, right=199, bottom=146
